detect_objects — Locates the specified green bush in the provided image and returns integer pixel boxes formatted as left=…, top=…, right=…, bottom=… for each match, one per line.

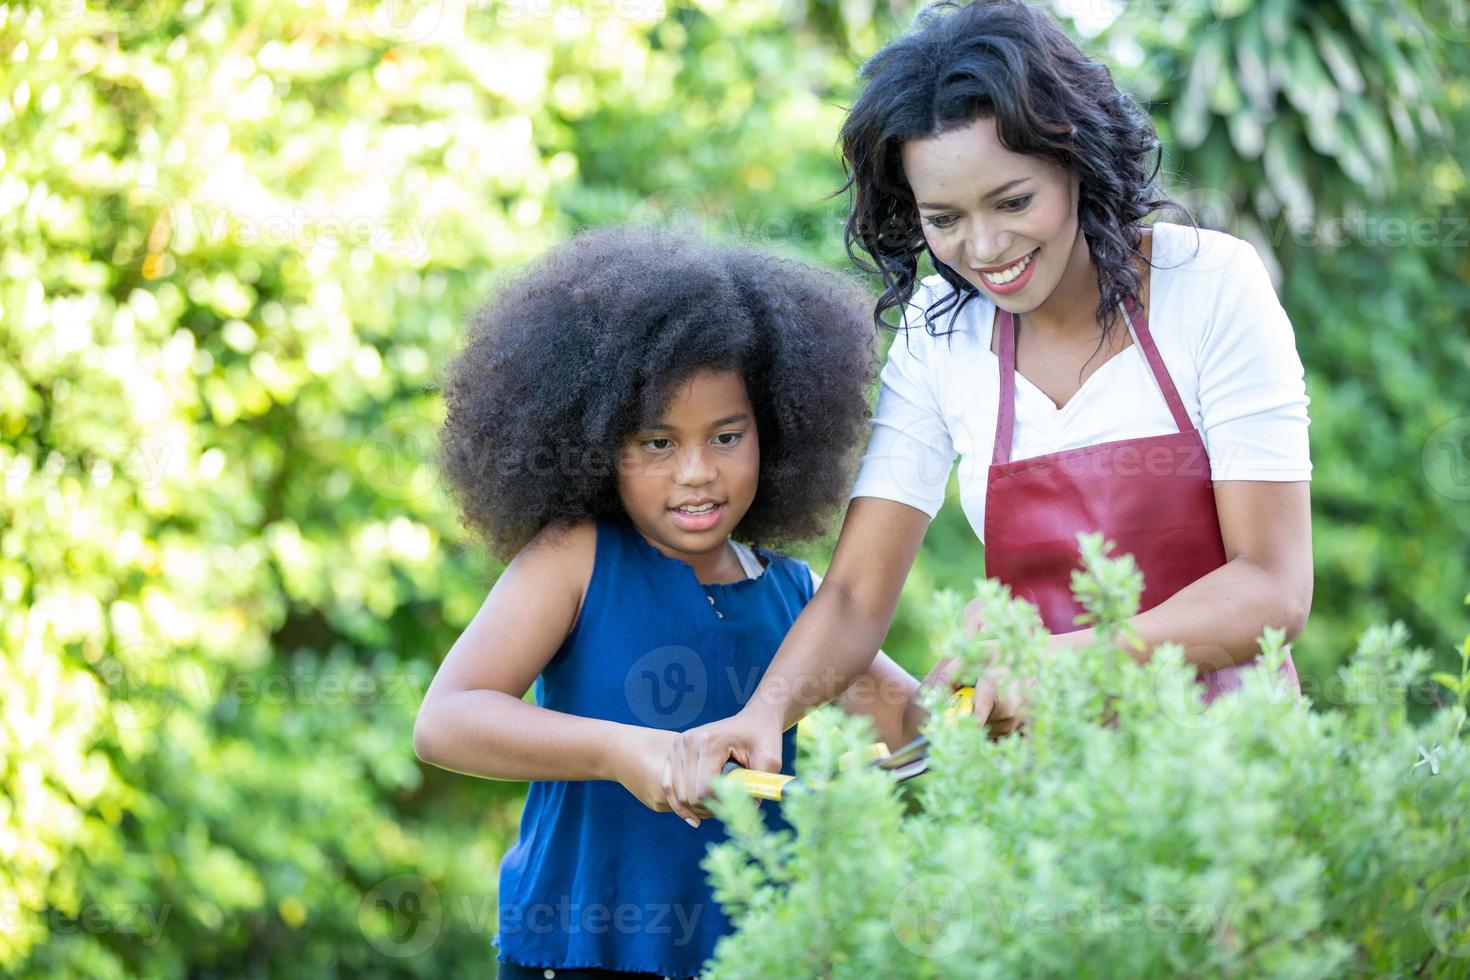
left=703, top=537, right=1470, bottom=978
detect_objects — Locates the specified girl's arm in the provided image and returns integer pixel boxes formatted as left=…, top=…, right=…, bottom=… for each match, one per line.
left=835, top=653, right=926, bottom=750
left=413, top=524, right=674, bottom=808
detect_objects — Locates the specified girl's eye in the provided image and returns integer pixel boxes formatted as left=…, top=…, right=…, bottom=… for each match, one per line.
left=713, top=431, right=743, bottom=447
left=642, top=438, right=673, bottom=452
left=1000, top=195, right=1033, bottom=213
left=924, top=214, right=959, bottom=230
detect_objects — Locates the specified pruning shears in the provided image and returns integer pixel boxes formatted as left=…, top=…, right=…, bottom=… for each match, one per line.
left=720, top=685, right=977, bottom=801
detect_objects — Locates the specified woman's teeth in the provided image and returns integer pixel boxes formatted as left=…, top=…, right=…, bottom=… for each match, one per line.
left=982, top=250, right=1035, bottom=285
left=675, top=503, right=718, bottom=514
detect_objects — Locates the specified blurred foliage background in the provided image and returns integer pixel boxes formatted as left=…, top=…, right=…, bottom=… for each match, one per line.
left=1, top=0, right=1466, bottom=973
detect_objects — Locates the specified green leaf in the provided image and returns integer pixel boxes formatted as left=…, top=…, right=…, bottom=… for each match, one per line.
left=1313, top=24, right=1365, bottom=94
left=1430, top=672, right=1464, bottom=694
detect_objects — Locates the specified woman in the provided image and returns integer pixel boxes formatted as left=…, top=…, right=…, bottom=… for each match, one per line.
left=662, top=0, right=1313, bottom=825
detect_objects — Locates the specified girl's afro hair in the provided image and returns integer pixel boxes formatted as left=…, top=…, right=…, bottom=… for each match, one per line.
left=434, top=225, right=878, bottom=561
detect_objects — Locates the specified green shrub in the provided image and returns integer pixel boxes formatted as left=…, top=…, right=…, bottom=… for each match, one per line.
left=703, top=537, right=1470, bottom=978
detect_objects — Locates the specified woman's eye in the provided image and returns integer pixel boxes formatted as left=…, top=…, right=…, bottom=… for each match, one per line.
left=713, top=432, right=743, bottom=447
left=1000, top=195, right=1033, bottom=213
left=924, top=214, right=958, bottom=230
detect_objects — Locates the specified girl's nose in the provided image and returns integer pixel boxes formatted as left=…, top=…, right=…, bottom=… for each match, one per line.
left=674, top=447, right=716, bottom=485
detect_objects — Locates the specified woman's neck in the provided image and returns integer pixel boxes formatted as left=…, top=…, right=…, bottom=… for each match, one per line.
left=1018, top=227, right=1103, bottom=342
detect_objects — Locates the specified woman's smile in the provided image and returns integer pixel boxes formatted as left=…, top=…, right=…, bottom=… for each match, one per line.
left=974, top=247, right=1040, bottom=294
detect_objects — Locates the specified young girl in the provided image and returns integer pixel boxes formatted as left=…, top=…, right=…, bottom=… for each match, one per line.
left=413, top=226, right=924, bottom=979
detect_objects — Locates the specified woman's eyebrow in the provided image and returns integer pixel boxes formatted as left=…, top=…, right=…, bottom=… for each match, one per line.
left=641, top=413, right=750, bottom=432
left=917, top=177, right=1030, bottom=210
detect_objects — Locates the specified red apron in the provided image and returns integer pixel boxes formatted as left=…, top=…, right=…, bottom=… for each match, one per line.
left=982, top=297, right=1299, bottom=704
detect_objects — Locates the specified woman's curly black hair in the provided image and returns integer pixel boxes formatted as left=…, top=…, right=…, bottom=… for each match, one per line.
left=434, top=225, right=877, bottom=561
left=838, top=0, right=1196, bottom=355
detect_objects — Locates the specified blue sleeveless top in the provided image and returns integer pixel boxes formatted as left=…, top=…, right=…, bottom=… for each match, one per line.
left=494, top=520, right=812, bottom=977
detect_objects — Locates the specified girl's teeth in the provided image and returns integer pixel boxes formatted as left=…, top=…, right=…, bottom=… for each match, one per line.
left=984, top=251, right=1034, bottom=285
left=677, top=503, right=716, bottom=514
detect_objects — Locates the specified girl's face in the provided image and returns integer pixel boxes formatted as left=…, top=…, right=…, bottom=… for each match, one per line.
left=901, top=115, right=1083, bottom=314
left=616, top=369, right=760, bottom=574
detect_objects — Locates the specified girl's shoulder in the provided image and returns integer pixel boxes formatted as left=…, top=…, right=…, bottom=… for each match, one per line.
left=513, top=521, right=598, bottom=622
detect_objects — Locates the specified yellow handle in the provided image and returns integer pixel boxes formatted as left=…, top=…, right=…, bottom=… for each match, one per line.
left=721, top=685, right=977, bottom=800
left=719, top=763, right=795, bottom=801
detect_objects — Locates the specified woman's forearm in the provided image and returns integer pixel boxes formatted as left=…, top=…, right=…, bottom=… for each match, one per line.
left=1050, top=555, right=1311, bottom=671
left=745, top=577, right=898, bottom=732
left=413, top=690, right=638, bottom=782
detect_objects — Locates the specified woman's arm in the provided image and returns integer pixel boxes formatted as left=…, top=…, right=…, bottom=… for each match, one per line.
left=1050, top=480, right=1314, bottom=669
left=413, top=525, right=674, bottom=807
left=662, top=496, right=931, bottom=823
left=816, top=563, right=925, bottom=750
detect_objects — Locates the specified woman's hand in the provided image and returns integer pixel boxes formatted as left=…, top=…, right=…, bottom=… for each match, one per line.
left=609, top=726, right=680, bottom=813
left=919, top=599, right=1032, bottom=738
left=660, top=703, right=784, bottom=828
left=973, top=665, right=1033, bottom=738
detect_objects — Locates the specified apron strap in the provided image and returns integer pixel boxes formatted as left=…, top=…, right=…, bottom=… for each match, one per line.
left=991, top=296, right=1196, bottom=467
left=992, top=306, right=1018, bottom=465
left=1120, top=295, right=1194, bottom=434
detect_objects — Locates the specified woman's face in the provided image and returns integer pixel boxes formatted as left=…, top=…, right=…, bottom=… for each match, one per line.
left=901, top=115, right=1082, bottom=313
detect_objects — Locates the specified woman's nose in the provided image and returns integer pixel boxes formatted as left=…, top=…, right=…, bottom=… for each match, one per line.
left=968, top=219, right=1015, bottom=267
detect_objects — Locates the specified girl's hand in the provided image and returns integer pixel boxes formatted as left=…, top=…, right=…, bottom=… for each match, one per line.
left=661, top=704, right=784, bottom=828
left=610, top=726, right=679, bottom=813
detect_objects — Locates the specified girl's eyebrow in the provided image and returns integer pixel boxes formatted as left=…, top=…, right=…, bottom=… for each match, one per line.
left=917, top=177, right=1030, bottom=211
left=642, top=413, right=751, bottom=432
